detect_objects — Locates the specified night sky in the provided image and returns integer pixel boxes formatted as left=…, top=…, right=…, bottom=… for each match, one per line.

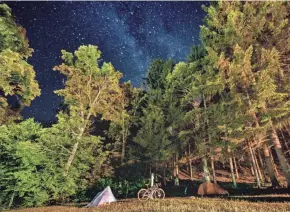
left=6, top=1, right=208, bottom=123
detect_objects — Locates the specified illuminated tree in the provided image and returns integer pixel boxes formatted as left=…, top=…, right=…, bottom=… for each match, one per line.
left=53, top=45, right=123, bottom=176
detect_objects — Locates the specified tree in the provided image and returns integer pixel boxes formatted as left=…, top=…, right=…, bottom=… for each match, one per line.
left=146, top=59, right=174, bottom=91
left=166, top=62, right=199, bottom=183
left=134, top=90, right=175, bottom=163
left=0, top=4, right=40, bottom=124
left=139, top=59, right=189, bottom=185
left=180, top=45, right=226, bottom=183
left=107, top=82, right=141, bottom=164
left=188, top=45, right=206, bottom=63
left=0, top=119, right=56, bottom=208
left=201, top=1, right=290, bottom=187
left=53, top=45, right=123, bottom=176
left=0, top=4, right=32, bottom=56
left=39, top=113, right=109, bottom=199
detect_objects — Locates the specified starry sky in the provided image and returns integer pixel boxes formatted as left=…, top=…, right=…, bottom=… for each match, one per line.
left=6, top=1, right=208, bottom=123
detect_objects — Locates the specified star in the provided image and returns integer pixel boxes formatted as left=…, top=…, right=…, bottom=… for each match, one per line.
left=6, top=1, right=208, bottom=123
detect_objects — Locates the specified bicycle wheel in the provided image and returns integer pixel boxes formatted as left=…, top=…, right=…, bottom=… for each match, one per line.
left=153, top=188, right=165, bottom=199
left=137, top=189, right=149, bottom=201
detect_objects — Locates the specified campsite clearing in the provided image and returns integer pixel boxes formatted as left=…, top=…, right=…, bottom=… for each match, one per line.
left=8, top=197, right=290, bottom=212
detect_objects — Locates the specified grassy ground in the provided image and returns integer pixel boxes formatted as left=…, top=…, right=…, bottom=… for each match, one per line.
left=8, top=197, right=290, bottom=212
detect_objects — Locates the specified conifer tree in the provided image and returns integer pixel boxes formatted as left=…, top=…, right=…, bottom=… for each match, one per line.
left=201, top=1, right=290, bottom=187
left=108, top=82, right=140, bottom=164
left=134, top=95, right=174, bottom=166
left=146, top=59, right=174, bottom=91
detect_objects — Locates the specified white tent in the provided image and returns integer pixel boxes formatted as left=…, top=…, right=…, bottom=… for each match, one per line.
left=86, top=186, right=117, bottom=207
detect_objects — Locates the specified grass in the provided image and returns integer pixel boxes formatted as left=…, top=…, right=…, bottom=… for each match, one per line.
left=8, top=197, right=290, bottom=212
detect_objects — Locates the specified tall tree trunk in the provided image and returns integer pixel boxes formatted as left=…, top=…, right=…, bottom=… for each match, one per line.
left=229, top=156, right=237, bottom=187
left=249, top=143, right=261, bottom=188
left=64, top=124, right=86, bottom=177
left=121, top=139, right=126, bottom=164
left=202, top=156, right=210, bottom=182
left=271, top=129, right=290, bottom=187
left=269, top=147, right=279, bottom=177
left=263, top=145, right=280, bottom=187
left=185, top=150, right=190, bottom=173
left=258, top=147, right=267, bottom=182
left=64, top=141, right=79, bottom=177
left=121, top=115, right=127, bottom=164
left=176, top=164, right=179, bottom=186
left=189, top=144, right=193, bottom=181
left=254, top=149, right=264, bottom=183
left=172, top=157, right=175, bottom=181
left=285, top=122, right=290, bottom=137
left=163, top=163, right=167, bottom=186
left=257, top=150, right=264, bottom=170
left=250, top=162, right=255, bottom=176
left=8, top=191, right=15, bottom=209
left=174, top=155, right=179, bottom=186
left=233, top=157, right=239, bottom=179
left=279, top=129, right=289, bottom=150
left=211, top=157, right=217, bottom=184
left=202, top=93, right=211, bottom=183
left=121, top=133, right=126, bottom=164
left=228, top=148, right=237, bottom=187
left=189, top=160, right=193, bottom=181
left=245, top=96, right=268, bottom=185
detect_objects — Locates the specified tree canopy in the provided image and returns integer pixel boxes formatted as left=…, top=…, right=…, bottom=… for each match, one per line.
left=0, top=3, right=40, bottom=125
left=1, top=1, right=290, bottom=209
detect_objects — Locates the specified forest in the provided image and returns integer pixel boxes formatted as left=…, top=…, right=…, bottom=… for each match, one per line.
left=0, top=1, right=290, bottom=210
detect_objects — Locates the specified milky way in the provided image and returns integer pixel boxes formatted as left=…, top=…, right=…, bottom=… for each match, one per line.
left=6, top=1, right=208, bottom=123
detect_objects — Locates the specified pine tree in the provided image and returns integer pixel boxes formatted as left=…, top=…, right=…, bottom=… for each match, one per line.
left=108, top=82, right=141, bottom=164
left=134, top=99, right=174, bottom=165
left=146, top=59, right=174, bottom=91
left=201, top=1, right=290, bottom=187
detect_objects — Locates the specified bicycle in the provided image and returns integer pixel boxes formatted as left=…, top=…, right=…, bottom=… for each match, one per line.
left=137, top=183, right=165, bottom=201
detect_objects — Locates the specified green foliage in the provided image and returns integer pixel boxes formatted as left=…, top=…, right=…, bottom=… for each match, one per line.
left=0, top=49, right=40, bottom=103
left=134, top=58, right=188, bottom=166
left=188, top=45, right=206, bottom=63
left=1, top=2, right=290, bottom=209
left=54, top=45, right=123, bottom=124
left=135, top=101, right=174, bottom=163
left=0, top=120, right=55, bottom=207
left=95, top=177, right=147, bottom=199
left=0, top=4, right=32, bottom=56
left=107, top=82, right=141, bottom=164
left=39, top=113, right=109, bottom=199
left=197, top=1, right=290, bottom=143
left=93, top=163, right=149, bottom=199
left=0, top=3, right=40, bottom=125
left=0, top=117, right=108, bottom=208
left=201, top=1, right=289, bottom=56
left=146, top=59, right=174, bottom=90
left=53, top=45, right=123, bottom=177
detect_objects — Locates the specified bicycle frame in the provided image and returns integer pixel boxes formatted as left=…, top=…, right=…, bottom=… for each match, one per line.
left=137, top=183, right=165, bottom=201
